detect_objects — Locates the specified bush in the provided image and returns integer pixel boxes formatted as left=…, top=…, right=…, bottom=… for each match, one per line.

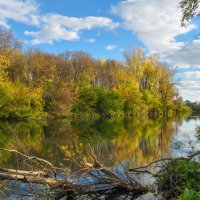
left=157, top=159, right=200, bottom=198
left=72, top=87, right=125, bottom=117
left=178, top=188, right=200, bottom=200
left=72, top=87, right=98, bottom=115
left=95, top=87, right=125, bottom=116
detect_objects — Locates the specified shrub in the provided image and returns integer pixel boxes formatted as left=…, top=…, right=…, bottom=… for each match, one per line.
left=72, top=87, right=125, bottom=117
left=157, top=159, right=200, bottom=198
left=72, top=87, right=98, bottom=115
left=95, top=87, right=125, bottom=116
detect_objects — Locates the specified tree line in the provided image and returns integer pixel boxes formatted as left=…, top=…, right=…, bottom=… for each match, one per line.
left=185, top=100, right=200, bottom=112
left=0, top=29, right=190, bottom=119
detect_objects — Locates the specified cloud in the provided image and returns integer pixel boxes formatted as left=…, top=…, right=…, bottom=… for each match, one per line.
left=0, top=1, right=119, bottom=44
left=0, top=0, right=39, bottom=28
left=183, top=71, right=200, bottom=79
left=84, top=38, right=96, bottom=43
left=105, top=44, right=117, bottom=50
left=112, top=0, right=200, bottom=101
left=165, top=39, right=200, bottom=68
left=179, top=81, right=200, bottom=91
left=111, top=0, right=195, bottom=55
left=177, top=80, right=200, bottom=101
left=25, top=14, right=119, bottom=44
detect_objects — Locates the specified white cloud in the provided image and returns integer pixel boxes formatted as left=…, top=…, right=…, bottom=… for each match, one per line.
left=183, top=71, right=200, bottom=79
left=0, top=0, right=39, bottom=28
left=111, top=0, right=200, bottom=70
left=165, top=39, right=200, bottom=68
left=0, top=1, right=119, bottom=44
left=105, top=44, right=117, bottom=50
left=24, top=29, right=79, bottom=45
left=111, top=0, right=195, bottom=55
left=42, top=15, right=118, bottom=31
left=179, top=81, right=200, bottom=91
left=24, top=14, right=119, bottom=44
left=84, top=38, right=96, bottom=43
left=177, top=80, right=200, bottom=101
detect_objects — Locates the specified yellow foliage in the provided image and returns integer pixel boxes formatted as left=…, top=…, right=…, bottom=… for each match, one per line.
left=0, top=54, right=10, bottom=68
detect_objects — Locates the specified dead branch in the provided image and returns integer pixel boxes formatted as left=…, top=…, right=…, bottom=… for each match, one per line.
left=0, top=144, right=199, bottom=199
left=0, top=172, right=57, bottom=186
left=0, top=147, right=148, bottom=199
left=61, top=145, right=147, bottom=195
left=0, top=148, right=55, bottom=170
left=187, top=150, right=200, bottom=159
left=129, top=149, right=200, bottom=174
left=0, top=168, right=46, bottom=177
left=129, top=158, right=173, bottom=174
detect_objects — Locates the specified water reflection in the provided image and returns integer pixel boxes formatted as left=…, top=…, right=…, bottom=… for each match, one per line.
left=0, top=115, right=193, bottom=170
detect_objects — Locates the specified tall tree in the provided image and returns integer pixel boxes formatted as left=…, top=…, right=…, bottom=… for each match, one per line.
left=0, top=29, right=21, bottom=56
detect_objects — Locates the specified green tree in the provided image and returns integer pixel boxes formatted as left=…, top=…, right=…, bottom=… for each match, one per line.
left=72, top=87, right=98, bottom=115
left=95, top=87, right=125, bottom=116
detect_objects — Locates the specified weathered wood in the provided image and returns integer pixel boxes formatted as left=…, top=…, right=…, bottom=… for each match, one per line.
left=0, top=168, right=46, bottom=177
left=0, top=147, right=148, bottom=198
left=0, top=172, right=58, bottom=186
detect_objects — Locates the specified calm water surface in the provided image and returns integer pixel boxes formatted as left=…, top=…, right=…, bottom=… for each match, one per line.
left=0, top=114, right=199, bottom=199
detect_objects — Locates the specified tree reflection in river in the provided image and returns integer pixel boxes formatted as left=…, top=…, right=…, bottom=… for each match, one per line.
left=0, top=115, right=190, bottom=169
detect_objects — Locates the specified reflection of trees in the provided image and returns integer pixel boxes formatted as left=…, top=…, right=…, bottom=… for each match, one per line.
left=0, top=120, right=74, bottom=168
left=71, top=118, right=126, bottom=141
left=185, top=116, right=200, bottom=122
left=0, top=116, right=184, bottom=169
left=0, top=121, right=45, bottom=168
left=72, top=117, right=178, bottom=168
left=97, top=118, right=176, bottom=167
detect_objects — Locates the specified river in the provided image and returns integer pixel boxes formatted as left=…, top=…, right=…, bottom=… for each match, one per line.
left=0, top=114, right=199, bottom=199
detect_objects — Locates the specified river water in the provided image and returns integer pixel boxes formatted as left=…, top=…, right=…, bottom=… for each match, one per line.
left=0, top=114, right=199, bottom=199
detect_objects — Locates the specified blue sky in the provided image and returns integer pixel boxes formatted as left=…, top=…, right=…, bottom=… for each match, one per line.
left=0, top=0, right=200, bottom=101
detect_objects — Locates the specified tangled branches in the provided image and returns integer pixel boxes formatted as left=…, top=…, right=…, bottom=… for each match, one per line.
left=0, top=146, right=147, bottom=199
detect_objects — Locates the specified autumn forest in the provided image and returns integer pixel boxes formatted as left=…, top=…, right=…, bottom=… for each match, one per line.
left=0, top=29, right=190, bottom=120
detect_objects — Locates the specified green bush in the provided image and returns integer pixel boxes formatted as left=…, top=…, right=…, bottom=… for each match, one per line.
left=95, top=87, right=125, bottom=116
left=72, top=87, right=125, bottom=117
left=157, top=159, right=200, bottom=198
left=72, top=87, right=98, bottom=115
left=178, top=188, right=200, bottom=200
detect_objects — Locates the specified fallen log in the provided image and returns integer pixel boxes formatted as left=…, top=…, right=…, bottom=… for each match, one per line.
left=0, top=143, right=199, bottom=199
left=0, top=147, right=148, bottom=199
left=0, top=168, right=46, bottom=177
left=0, top=172, right=58, bottom=186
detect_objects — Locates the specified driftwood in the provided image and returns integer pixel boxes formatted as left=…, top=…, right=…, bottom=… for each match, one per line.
left=0, top=168, right=46, bottom=176
left=0, top=172, right=57, bottom=185
left=0, top=147, right=147, bottom=199
left=0, top=146, right=199, bottom=199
